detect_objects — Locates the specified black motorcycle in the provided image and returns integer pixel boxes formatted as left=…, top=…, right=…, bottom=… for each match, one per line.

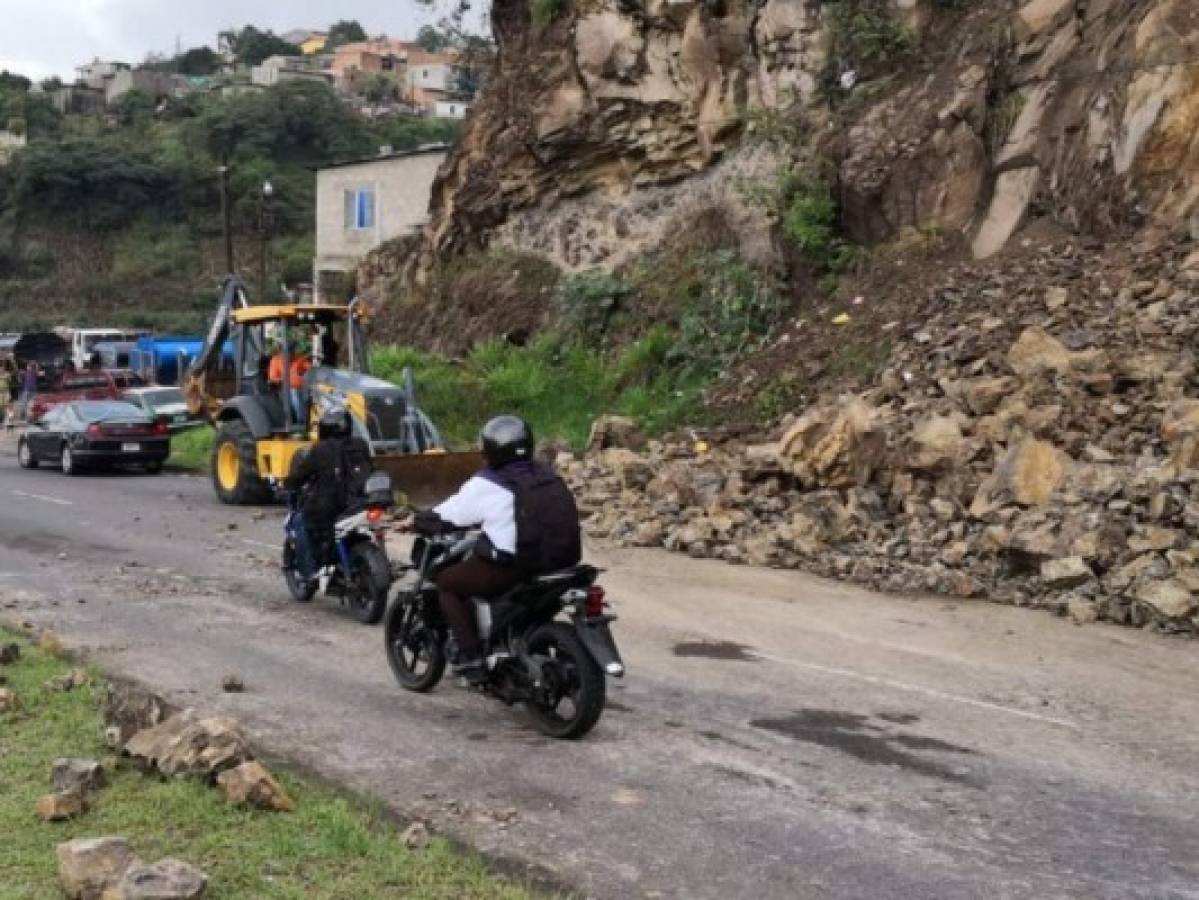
left=383, top=533, right=625, bottom=739
left=282, top=472, right=395, bottom=624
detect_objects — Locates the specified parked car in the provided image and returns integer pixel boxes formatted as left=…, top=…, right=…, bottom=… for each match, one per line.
left=17, top=400, right=170, bottom=475
left=27, top=370, right=146, bottom=422
left=121, top=386, right=202, bottom=432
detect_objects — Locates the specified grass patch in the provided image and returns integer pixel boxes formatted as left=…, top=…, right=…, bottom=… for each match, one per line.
left=0, top=627, right=543, bottom=900
left=168, top=426, right=213, bottom=473
left=373, top=331, right=712, bottom=450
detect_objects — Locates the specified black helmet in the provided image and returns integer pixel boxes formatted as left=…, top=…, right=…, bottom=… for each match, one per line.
left=318, top=406, right=351, bottom=439
left=480, top=415, right=534, bottom=468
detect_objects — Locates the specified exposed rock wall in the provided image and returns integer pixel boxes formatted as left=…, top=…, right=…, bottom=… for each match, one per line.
left=376, top=0, right=1199, bottom=294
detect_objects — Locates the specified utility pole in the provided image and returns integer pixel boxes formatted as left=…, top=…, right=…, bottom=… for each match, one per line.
left=258, top=181, right=274, bottom=302
left=218, top=164, right=234, bottom=276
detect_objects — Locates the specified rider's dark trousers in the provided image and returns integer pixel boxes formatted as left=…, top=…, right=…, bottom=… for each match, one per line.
left=435, top=555, right=521, bottom=658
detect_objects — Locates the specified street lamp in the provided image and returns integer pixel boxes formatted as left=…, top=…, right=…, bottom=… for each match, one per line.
left=258, top=180, right=275, bottom=302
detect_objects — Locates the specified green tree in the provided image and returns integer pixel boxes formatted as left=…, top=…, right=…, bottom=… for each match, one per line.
left=176, top=46, right=220, bottom=76
left=326, top=20, right=368, bottom=49
left=414, top=25, right=452, bottom=52
left=112, top=89, right=156, bottom=127
left=218, top=26, right=302, bottom=66
left=0, top=71, right=31, bottom=92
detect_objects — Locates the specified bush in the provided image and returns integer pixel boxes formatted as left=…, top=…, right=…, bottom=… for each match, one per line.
left=530, top=0, right=564, bottom=28
left=826, top=0, right=913, bottom=77
left=556, top=271, right=633, bottom=339
left=675, top=251, right=787, bottom=371
left=371, top=329, right=715, bottom=450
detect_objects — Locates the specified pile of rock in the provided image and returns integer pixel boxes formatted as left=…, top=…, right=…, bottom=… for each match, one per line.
left=564, top=237, right=1199, bottom=634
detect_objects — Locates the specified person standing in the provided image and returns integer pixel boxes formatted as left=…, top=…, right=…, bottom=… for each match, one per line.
left=17, top=362, right=38, bottom=425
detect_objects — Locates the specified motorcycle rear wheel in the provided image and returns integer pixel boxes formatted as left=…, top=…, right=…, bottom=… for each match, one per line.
left=384, top=596, right=446, bottom=692
left=347, top=543, right=391, bottom=625
left=524, top=622, right=606, bottom=740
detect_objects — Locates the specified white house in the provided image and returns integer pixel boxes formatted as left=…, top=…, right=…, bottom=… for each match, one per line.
left=313, top=146, right=448, bottom=301
left=434, top=100, right=471, bottom=120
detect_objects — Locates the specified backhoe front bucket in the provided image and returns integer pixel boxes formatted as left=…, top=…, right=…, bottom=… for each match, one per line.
left=374, top=451, right=484, bottom=508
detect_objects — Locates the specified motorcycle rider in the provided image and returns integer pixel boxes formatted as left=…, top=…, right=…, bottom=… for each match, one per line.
left=284, top=406, right=371, bottom=578
left=411, top=415, right=582, bottom=682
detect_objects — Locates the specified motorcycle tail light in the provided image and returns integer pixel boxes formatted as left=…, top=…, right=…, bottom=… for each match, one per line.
left=366, top=507, right=385, bottom=524
left=586, top=585, right=606, bottom=617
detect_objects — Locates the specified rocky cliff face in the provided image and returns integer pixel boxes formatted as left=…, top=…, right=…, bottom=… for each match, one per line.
left=402, top=0, right=1198, bottom=281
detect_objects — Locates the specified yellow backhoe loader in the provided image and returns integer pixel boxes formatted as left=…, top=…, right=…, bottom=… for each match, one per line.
left=184, top=277, right=480, bottom=507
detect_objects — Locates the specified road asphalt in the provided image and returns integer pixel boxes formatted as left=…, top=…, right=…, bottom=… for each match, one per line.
left=0, top=440, right=1197, bottom=899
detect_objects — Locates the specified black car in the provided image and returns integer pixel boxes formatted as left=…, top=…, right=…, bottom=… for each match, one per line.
left=17, top=400, right=171, bottom=476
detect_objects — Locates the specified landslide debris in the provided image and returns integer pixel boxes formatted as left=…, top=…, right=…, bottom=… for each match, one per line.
left=565, top=234, right=1199, bottom=634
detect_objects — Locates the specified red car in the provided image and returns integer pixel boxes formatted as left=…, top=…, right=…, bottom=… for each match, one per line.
left=27, top=370, right=145, bottom=422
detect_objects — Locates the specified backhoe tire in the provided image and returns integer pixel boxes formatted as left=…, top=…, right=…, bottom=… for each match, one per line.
left=212, top=420, right=271, bottom=505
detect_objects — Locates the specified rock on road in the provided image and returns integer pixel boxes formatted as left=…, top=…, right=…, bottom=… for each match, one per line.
left=0, top=450, right=1197, bottom=899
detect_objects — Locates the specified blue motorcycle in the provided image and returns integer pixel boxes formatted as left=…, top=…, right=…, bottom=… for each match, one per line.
left=282, top=472, right=395, bottom=624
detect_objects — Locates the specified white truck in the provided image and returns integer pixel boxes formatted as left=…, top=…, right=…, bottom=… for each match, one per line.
left=55, top=328, right=149, bottom=370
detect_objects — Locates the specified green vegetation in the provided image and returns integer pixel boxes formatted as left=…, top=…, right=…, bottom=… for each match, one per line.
left=374, top=331, right=711, bottom=449
left=217, top=26, right=302, bottom=66
left=168, top=427, right=214, bottom=472
left=826, top=0, right=914, bottom=76
left=0, top=628, right=540, bottom=900
left=530, top=0, right=566, bottom=28
left=325, top=20, right=369, bottom=50
left=0, top=76, right=463, bottom=330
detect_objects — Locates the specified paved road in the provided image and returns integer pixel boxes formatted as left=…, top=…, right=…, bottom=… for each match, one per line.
left=1, top=445, right=1198, bottom=899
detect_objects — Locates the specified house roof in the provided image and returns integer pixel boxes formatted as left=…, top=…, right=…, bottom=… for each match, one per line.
left=316, top=143, right=450, bottom=172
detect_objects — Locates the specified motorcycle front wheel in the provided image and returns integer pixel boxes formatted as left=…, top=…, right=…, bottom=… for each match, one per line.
left=524, top=622, right=606, bottom=740
left=384, top=595, right=446, bottom=692
left=282, top=538, right=317, bottom=603
left=347, top=542, right=391, bottom=625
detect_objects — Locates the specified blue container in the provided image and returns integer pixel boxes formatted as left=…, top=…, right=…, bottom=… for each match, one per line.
left=132, top=336, right=234, bottom=385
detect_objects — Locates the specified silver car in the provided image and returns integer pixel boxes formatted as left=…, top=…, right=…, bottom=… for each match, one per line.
left=121, top=386, right=202, bottom=432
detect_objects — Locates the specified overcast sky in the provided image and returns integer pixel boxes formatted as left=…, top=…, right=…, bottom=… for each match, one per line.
left=0, top=0, right=475, bottom=81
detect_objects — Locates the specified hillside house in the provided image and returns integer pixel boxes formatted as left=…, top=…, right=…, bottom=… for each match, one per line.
left=105, top=69, right=174, bottom=105
left=313, top=146, right=447, bottom=301
left=76, top=59, right=129, bottom=91
left=251, top=55, right=334, bottom=88
left=0, top=130, right=26, bottom=164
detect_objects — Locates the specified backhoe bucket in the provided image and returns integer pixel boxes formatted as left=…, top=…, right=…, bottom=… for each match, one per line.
left=374, top=451, right=484, bottom=508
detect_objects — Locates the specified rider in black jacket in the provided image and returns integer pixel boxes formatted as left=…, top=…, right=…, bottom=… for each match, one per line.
left=285, top=407, right=370, bottom=575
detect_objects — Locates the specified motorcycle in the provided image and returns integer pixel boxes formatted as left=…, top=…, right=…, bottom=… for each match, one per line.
left=384, top=532, right=625, bottom=739
left=282, top=472, right=395, bottom=625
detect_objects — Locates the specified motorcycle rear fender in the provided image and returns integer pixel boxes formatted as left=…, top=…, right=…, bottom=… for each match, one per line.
left=573, top=615, right=625, bottom=677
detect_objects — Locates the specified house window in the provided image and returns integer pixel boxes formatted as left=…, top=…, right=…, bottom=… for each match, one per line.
left=343, top=188, right=376, bottom=231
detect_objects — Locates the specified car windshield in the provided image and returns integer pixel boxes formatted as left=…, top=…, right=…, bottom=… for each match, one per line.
left=84, top=333, right=124, bottom=351
left=73, top=401, right=148, bottom=423
left=141, top=388, right=184, bottom=408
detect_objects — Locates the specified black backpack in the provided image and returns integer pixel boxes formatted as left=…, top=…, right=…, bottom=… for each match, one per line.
left=339, top=438, right=373, bottom=509
left=493, top=462, right=581, bottom=574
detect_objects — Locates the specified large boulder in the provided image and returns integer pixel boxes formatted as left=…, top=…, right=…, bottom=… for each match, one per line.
left=104, top=683, right=178, bottom=746
left=1006, top=327, right=1105, bottom=377
left=116, top=858, right=208, bottom=900
left=56, top=837, right=136, bottom=900
left=779, top=397, right=887, bottom=489
left=216, top=761, right=295, bottom=813
left=1160, top=399, right=1199, bottom=469
left=52, top=758, right=106, bottom=795
left=1134, top=579, right=1197, bottom=622
left=587, top=415, right=645, bottom=452
left=124, top=710, right=250, bottom=779
left=971, top=438, right=1069, bottom=516
left=909, top=414, right=966, bottom=474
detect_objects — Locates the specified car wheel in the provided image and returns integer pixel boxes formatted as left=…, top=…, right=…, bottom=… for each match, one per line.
left=61, top=444, right=79, bottom=477
left=17, top=438, right=37, bottom=469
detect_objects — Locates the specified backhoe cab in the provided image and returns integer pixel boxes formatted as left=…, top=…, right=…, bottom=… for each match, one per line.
left=185, top=277, right=481, bottom=506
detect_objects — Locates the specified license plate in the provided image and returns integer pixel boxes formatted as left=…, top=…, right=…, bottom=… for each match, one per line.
left=122, top=443, right=140, bottom=453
